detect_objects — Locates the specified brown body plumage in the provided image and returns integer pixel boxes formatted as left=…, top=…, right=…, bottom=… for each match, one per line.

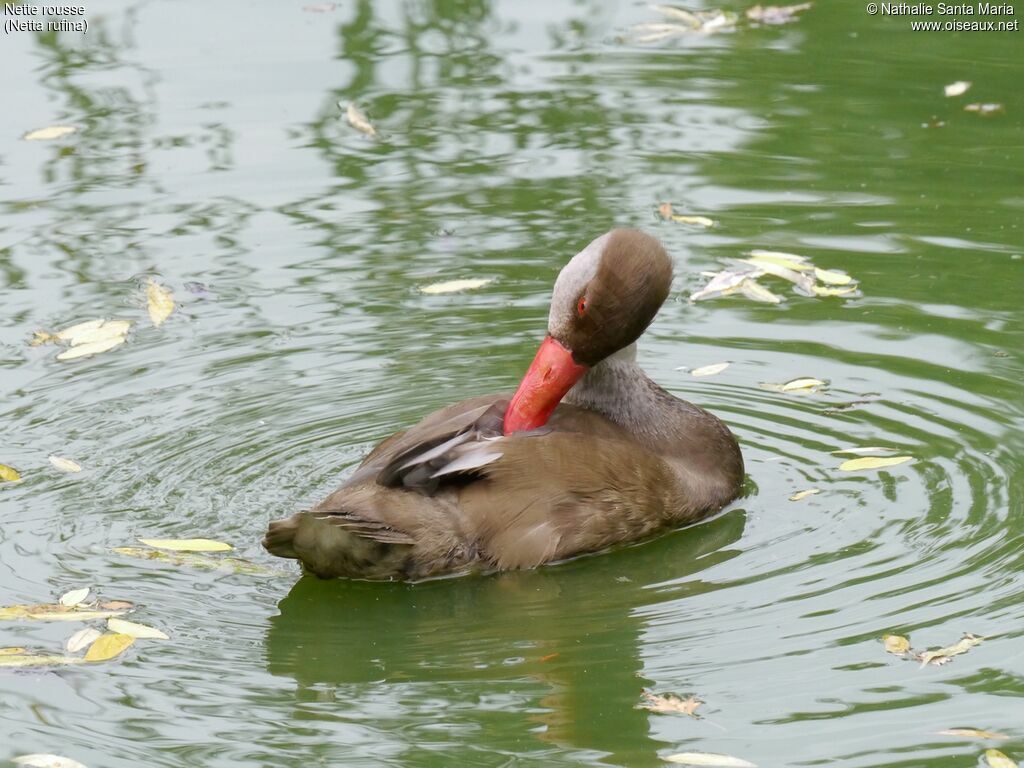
left=263, top=230, right=744, bottom=580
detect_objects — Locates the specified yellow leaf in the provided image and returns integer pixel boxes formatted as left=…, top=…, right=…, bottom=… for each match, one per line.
left=65, top=627, right=102, bottom=653
left=789, top=488, right=820, bottom=501
left=0, top=463, right=22, bottom=482
left=31, top=331, right=56, bottom=346
left=640, top=691, right=702, bottom=716
left=146, top=278, right=175, bottom=327
left=49, top=455, right=83, bottom=474
left=812, top=285, right=857, bottom=298
left=745, top=249, right=813, bottom=271
left=839, top=456, right=913, bottom=472
left=107, top=618, right=169, bottom=640
left=663, top=752, right=757, bottom=767
left=62, top=320, right=132, bottom=346
left=781, top=377, right=826, bottom=392
left=0, top=655, right=85, bottom=669
left=918, top=633, right=984, bottom=667
left=0, top=603, right=129, bottom=622
left=813, top=267, right=854, bottom=286
left=56, top=336, right=126, bottom=361
left=23, top=125, right=77, bottom=141
left=936, top=728, right=1007, bottom=740
left=58, top=587, right=90, bottom=606
left=113, top=547, right=283, bottom=576
left=138, top=538, right=233, bottom=552
left=739, top=279, right=784, bottom=304
left=690, top=362, right=729, bottom=377
left=0, top=647, right=28, bottom=655
left=985, top=749, right=1018, bottom=768
left=53, top=319, right=105, bottom=341
left=84, top=632, right=135, bottom=662
left=883, top=634, right=910, bottom=654
left=420, top=278, right=492, bottom=295
left=345, top=102, right=377, bottom=137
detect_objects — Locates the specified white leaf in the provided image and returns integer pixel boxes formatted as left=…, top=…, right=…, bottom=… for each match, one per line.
left=690, top=362, right=730, bottom=377
left=58, top=587, right=90, bottom=607
left=107, top=618, right=169, bottom=640
left=13, top=755, right=88, bottom=768
left=420, top=278, right=492, bottom=295
left=944, top=80, right=971, bottom=97
left=664, top=752, right=757, bottom=767
left=65, top=627, right=102, bottom=653
left=56, top=336, right=126, bottom=361
left=49, top=455, right=83, bottom=473
left=23, top=125, right=77, bottom=141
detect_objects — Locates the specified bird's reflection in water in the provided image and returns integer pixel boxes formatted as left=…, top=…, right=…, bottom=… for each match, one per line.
left=265, top=510, right=745, bottom=767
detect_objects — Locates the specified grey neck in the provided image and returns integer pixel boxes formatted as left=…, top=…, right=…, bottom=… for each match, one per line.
left=563, top=343, right=672, bottom=439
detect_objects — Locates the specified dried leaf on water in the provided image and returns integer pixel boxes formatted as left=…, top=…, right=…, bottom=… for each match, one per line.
left=146, top=278, right=175, bottom=327
left=789, top=488, right=820, bottom=501
left=739, top=278, right=783, bottom=304
left=936, top=728, right=1008, bottom=740
left=883, top=633, right=911, bottom=654
left=113, top=547, right=283, bottom=576
left=23, top=125, right=78, bottom=141
left=629, top=6, right=738, bottom=42
left=745, top=2, right=813, bottom=24
left=658, top=203, right=716, bottom=227
left=812, top=285, right=858, bottom=298
left=839, top=455, right=913, bottom=472
left=690, top=362, right=730, bottom=377
left=760, top=377, right=826, bottom=394
left=690, top=267, right=762, bottom=302
left=964, top=103, right=1003, bottom=115
left=58, top=587, right=90, bottom=607
left=65, top=627, right=103, bottom=653
left=0, top=655, right=85, bottom=669
left=107, top=618, right=169, bottom=640
left=831, top=446, right=898, bottom=456
left=345, top=102, right=377, bottom=137
left=12, top=757, right=87, bottom=768
left=420, top=278, right=492, bottom=295
left=985, top=749, right=1018, bottom=768
left=944, top=80, right=971, bottom=97
left=640, top=691, right=703, bottom=716
left=813, top=267, right=853, bottom=286
left=0, top=604, right=129, bottom=622
left=738, top=258, right=816, bottom=294
left=49, top=455, right=82, bottom=474
left=0, top=646, right=28, bottom=655
left=745, top=249, right=813, bottom=272
left=56, top=336, right=126, bottom=361
left=56, top=319, right=131, bottom=346
left=663, top=752, right=757, bottom=767
left=138, top=538, right=233, bottom=552
left=0, top=463, right=22, bottom=483
left=918, top=633, right=983, bottom=667
left=84, top=632, right=135, bottom=662
left=53, top=319, right=105, bottom=342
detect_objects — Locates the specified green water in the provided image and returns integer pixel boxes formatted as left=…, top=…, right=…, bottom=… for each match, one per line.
left=1, top=1, right=1022, bottom=766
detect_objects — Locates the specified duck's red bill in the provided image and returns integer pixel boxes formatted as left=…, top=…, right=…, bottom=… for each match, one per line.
left=503, top=335, right=588, bottom=434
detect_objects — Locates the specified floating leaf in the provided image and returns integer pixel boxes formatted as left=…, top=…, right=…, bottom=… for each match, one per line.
left=0, top=655, right=84, bottom=669
left=107, top=618, right=169, bottom=640
left=761, top=377, right=826, bottom=393
left=0, top=604, right=129, bottom=622
left=739, top=278, right=783, bottom=304
left=883, top=634, right=911, bottom=654
left=56, top=336, right=126, bottom=361
left=690, top=267, right=762, bottom=302
left=49, top=455, right=83, bottom=474
left=58, top=587, right=90, bottom=607
left=345, top=102, right=377, bottom=137
left=84, top=632, right=135, bottom=662
left=831, top=446, right=898, bottom=456
left=812, top=285, right=857, bottom=298
left=918, top=633, right=983, bottom=667
left=138, top=538, right=233, bottom=552
left=813, top=267, right=853, bottom=286
left=23, top=125, right=77, bottom=141
left=789, top=488, right=820, bottom=501
left=985, top=749, right=1018, bottom=768
left=0, top=647, right=28, bottom=655
left=64, top=320, right=132, bottom=347
left=31, top=331, right=57, bottom=346
left=745, top=2, right=813, bottom=24
left=113, top=547, right=283, bottom=576
left=98, top=600, right=134, bottom=611
left=690, top=362, right=730, bottom=377
left=839, top=456, right=913, bottom=472
left=964, top=103, right=1003, bottom=115
left=53, top=319, right=105, bottom=342
left=745, top=249, right=813, bottom=271
left=664, top=752, right=757, bottom=767
left=146, top=278, right=175, bottom=327
left=420, top=279, right=492, bottom=295
left=12, top=757, right=87, bottom=768
left=65, top=627, right=103, bottom=653
left=640, top=691, right=703, bottom=716
left=738, top=258, right=816, bottom=294
left=936, top=728, right=1007, bottom=740
left=0, top=463, right=22, bottom=483
left=944, top=80, right=971, bottom=97
left=658, top=203, right=715, bottom=227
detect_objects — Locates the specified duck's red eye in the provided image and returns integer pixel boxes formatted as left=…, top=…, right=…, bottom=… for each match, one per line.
left=577, top=296, right=587, bottom=316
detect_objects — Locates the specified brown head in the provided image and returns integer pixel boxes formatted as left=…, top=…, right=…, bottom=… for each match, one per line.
left=504, top=229, right=673, bottom=433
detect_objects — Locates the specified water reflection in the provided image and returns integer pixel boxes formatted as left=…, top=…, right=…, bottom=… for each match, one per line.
left=267, top=511, right=745, bottom=766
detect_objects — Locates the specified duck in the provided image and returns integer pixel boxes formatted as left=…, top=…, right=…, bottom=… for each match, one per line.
left=263, top=229, right=744, bottom=580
